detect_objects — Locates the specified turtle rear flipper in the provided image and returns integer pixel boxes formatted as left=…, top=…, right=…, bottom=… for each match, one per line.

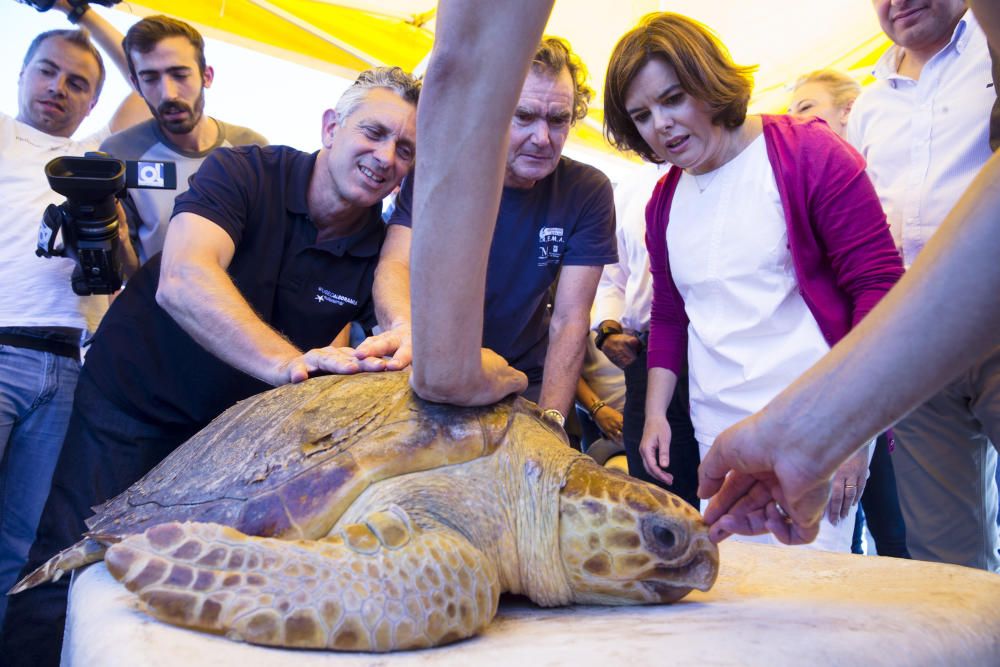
left=8, top=538, right=107, bottom=594
left=105, top=518, right=500, bottom=651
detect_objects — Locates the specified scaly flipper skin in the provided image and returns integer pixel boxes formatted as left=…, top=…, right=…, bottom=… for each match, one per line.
left=8, top=538, right=106, bottom=594
left=104, top=515, right=500, bottom=652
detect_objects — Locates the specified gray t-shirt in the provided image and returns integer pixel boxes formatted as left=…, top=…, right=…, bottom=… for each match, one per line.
left=100, top=118, right=267, bottom=262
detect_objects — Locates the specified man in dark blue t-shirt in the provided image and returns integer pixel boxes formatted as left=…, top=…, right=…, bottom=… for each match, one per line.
left=377, top=37, right=617, bottom=427
left=4, top=67, right=419, bottom=666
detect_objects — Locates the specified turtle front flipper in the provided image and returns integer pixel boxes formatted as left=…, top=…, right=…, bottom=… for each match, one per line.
left=104, top=514, right=500, bottom=652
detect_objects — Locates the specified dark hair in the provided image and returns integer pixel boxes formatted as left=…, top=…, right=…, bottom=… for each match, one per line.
left=123, top=15, right=206, bottom=81
left=532, top=36, right=593, bottom=123
left=22, top=29, right=106, bottom=99
left=604, top=13, right=756, bottom=163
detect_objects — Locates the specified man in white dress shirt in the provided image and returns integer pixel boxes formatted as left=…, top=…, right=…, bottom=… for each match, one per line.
left=592, top=164, right=700, bottom=508
left=0, top=1, right=147, bottom=628
left=847, top=0, right=999, bottom=572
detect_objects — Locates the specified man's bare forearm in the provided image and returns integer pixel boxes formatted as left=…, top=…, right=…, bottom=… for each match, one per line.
left=409, top=0, right=554, bottom=401
left=157, top=260, right=300, bottom=386
left=538, top=312, right=591, bottom=416
left=70, top=5, right=149, bottom=131
left=760, top=149, right=1000, bottom=480
left=373, top=226, right=412, bottom=331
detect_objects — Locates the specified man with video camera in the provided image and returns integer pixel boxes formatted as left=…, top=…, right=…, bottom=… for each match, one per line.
left=102, top=14, right=267, bottom=264
left=0, top=0, right=147, bottom=632
left=3, top=65, right=419, bottom=667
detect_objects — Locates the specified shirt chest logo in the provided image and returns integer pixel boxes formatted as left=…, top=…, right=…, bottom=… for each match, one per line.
left=313, top=286, right=357, bottom=307
left=538, top=226, right=564, bottom=266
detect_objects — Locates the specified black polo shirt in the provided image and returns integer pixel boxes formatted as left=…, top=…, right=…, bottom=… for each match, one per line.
left=83, top=145, right=384, bottom=428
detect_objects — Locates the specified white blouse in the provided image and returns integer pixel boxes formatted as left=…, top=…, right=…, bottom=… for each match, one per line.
left=666, top=135, right=830, bottom=448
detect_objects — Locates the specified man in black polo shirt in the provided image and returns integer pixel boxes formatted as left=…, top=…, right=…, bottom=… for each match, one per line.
left=3, top=66, right=419, bottom=667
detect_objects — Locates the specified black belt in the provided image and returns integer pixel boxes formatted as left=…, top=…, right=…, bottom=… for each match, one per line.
left=0, top=331, right=80, bottom=361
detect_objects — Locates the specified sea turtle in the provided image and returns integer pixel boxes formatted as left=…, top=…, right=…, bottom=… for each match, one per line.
left=13, top=371, right=718, bottom=652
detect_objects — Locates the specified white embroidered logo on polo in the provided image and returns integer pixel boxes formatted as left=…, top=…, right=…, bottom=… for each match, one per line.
left=538, top=226, right=565, bottom=265
left=313, top=287, right=357, bottom=306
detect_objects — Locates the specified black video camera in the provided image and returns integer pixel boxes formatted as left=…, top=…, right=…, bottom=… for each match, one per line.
left=16, top=0, right=122, bottom=11
left=37, top=153, right=176, bottom=295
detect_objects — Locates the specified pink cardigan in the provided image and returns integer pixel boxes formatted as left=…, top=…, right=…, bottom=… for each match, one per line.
left=645, top=114, right=904, bottom=374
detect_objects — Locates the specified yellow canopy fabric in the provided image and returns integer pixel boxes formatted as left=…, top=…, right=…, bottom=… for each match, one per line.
left=114, top=1, right=433, bottom=79
left=112, top=1, right=891, bottom=162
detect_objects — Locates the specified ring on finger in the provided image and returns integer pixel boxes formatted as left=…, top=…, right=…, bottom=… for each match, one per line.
left=774, top=501, right=793, bottom=523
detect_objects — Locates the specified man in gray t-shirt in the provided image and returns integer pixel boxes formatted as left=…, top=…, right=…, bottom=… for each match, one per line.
left=101, top=15, right=266, bottom=265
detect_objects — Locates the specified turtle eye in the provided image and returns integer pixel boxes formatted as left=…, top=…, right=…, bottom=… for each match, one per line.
left=653, top=525, right=676, bottom=549
left=641, top=517, right=681, bottom=558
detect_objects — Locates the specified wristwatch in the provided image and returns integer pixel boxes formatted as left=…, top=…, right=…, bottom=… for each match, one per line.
left=541, top=408, right=565, bottom=428
left=67, top=2, right=90, bottom=24
left=594, top=320, right=623, bottom=351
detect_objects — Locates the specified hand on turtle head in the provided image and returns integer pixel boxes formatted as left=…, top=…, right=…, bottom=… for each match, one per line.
left=698, top=416, right=829, bottom=545
left=639, top=415, right=674, bottom=486
left=354, top=323, right=412, bottom=371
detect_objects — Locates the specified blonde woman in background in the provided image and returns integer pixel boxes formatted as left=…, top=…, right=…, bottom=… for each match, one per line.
left=788, top=70, right=859, bottom=138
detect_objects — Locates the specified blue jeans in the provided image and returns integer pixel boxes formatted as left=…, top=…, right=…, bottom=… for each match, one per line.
left=2, top=369, right=198, bottom=667
left=0, top=344, right=79, bottom=629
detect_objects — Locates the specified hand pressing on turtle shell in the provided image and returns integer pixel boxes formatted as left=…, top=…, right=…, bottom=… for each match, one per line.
left=411, top=347, right=528, bottom=406
left=354, top=322, right=413, bottom=371
left=274, top=346, right=390, bottom=384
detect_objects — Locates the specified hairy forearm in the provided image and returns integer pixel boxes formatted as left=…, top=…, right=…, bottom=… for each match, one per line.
left=373, top=259, right=411, bottom=331
left=156, top=261, right=300, bottom=385
left=761, top=150, right=1000, bottom=479
left=538, top=313, right=591, bottom=416
left=409, top=0, right=554, bottom=400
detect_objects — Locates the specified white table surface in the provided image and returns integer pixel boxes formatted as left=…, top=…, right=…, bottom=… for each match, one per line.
left=63, top=540, right=1000, bottom=666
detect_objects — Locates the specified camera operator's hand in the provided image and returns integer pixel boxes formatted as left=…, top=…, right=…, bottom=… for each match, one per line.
left=276, top=346, right=389, bottom=385
left=114, top=200, right=139, bottom=280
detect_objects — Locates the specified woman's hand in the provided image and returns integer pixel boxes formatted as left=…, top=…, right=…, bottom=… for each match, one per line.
left=594, top=405, right=624, bottom=444
left=827, top=447, right=869, bottom=525
left=639, top=415, right=674, bottom=485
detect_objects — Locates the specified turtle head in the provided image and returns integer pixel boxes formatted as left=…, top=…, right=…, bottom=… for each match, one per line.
left=558, top=458, right=719, bottom=604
